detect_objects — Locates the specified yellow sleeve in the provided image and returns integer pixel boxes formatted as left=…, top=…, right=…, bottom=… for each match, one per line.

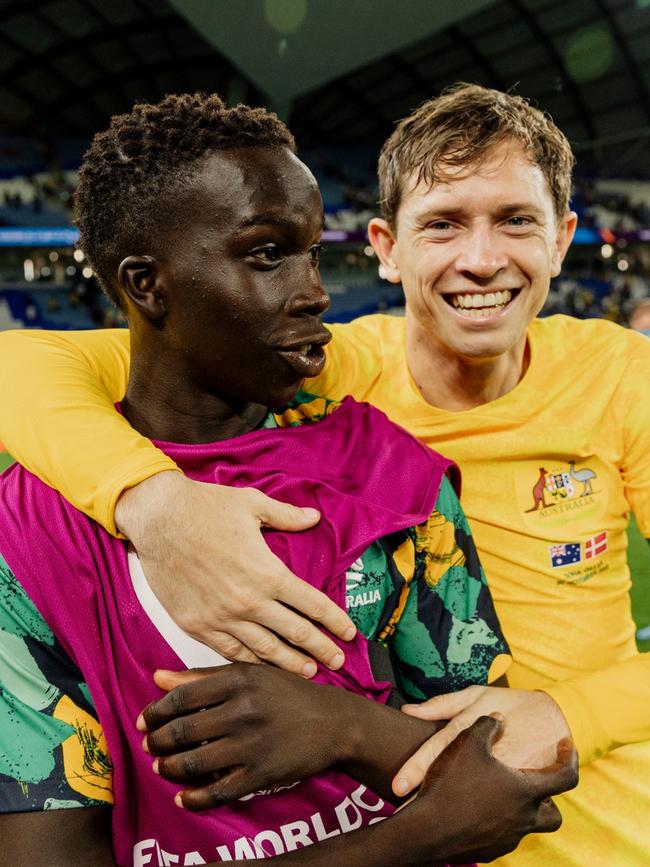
left=307, top=316, right=388, bottom=402
left=543, top=329, right=650, bottom=766
left=0, top=329, right=179, bottom=535
left=543, top=652, right=650, bottom=766
left=617, top=344, right=650, bottom=535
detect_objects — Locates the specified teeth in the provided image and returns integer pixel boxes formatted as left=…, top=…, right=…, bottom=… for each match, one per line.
left=298, top=344, right=311, bottom=354
left=451, top=290, right=512, bottom=311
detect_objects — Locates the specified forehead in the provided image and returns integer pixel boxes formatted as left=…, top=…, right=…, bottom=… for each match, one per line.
left=180, top=147, right=322, bottom=230
left=398, top=142, right=553, bottom=217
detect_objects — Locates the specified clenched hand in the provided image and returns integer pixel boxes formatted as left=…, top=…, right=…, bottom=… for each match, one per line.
left=391, top=715, right=578, bottom=865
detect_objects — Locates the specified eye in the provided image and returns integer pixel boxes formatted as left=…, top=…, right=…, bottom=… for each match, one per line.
left=424, top=220, right=458, bottom=239
left=250, top=243, right=284, bottom=263
left=504, top=216, right=532, bottom=228
left=309, top=243, right=325, bottom=265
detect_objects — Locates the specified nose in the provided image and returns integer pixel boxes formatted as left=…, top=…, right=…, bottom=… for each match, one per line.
left=285, top=257, right=330, bottom=317
left=454, top=228, right=508, bottom=279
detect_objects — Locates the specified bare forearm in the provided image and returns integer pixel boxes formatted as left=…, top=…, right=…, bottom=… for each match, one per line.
left=146, top=665, right=444, bottom=809
left=334, top=687, right=443, bottom=803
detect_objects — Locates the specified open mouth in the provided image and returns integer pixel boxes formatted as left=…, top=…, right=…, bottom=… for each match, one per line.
left=275, top=342, right=328, bottom=378
left=445, top=289, right=519, bottom=319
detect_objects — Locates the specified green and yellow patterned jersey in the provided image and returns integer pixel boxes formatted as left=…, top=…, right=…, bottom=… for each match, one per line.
left=0, top=392, right=509, bottom=813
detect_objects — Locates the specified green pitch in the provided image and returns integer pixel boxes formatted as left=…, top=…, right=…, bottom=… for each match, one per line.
left=0, top=453, right=13, bottom=472
left=0, top=449, right=649, bottom=648
left=629, top=516, right=650, bottom=652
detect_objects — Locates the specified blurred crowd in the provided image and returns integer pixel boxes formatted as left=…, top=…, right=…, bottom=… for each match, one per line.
left=0, top=162, right=648, bottom=330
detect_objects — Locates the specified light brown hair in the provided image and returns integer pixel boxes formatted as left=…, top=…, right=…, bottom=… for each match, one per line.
left=378, top=82, right=575, bottom=227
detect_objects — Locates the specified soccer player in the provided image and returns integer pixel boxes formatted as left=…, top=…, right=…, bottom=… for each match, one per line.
left=1, top=84, right=647, bottom=865
left=0, top=93, right=574, bottom=867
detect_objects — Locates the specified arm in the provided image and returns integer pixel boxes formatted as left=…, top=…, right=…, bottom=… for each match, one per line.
left=0, top=329, right=355, bottom=673
left=542, top=652, right=650, bottom=765
left=387, top=481, right=572, bottom=795
left=396, top=401, right=650, bottom=793
left=537, top=344, right=650, bottom=766
left=139, top=665, right=576, bottom=822
left=139, top=664, right=440, bottom=807
left=1, top=554, right=571, bottom=867
left=0, top=719, right=576, bottom=867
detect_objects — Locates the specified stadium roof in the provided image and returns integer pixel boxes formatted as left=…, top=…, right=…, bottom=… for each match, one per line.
left=0, top=0, right=649, bottom=176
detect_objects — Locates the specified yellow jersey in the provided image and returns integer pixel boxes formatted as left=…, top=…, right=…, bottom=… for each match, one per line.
left=0, top=313, right=649, bottom=865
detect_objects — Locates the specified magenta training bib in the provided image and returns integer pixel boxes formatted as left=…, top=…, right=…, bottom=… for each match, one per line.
left=0, top=398, right=461, bottom=865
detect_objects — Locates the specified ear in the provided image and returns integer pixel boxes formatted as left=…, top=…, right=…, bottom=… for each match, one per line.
left=367, top=218, right=401, bottom=283
left=550, top=211, right=578, bottom=277
left=117, top=256, right=166, bottom=320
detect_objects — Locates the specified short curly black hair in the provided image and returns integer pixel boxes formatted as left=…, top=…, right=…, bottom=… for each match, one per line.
left=74, top=92, right=296, bottom=308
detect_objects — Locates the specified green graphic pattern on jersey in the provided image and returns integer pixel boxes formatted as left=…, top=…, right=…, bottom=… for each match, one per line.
left=0, top=390, right=508, bottom=811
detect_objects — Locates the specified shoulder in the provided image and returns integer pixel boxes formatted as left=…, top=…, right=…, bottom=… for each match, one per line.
left=531, top=314, right=648, bottom=356
left=329, top=313, right=405, bottom=347
left=530, top=315, right=650, bottom=377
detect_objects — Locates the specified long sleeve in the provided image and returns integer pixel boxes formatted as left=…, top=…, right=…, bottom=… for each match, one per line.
left=543, top=651, right=650, bottom=765
left=0, top=329, right=178, bottom=535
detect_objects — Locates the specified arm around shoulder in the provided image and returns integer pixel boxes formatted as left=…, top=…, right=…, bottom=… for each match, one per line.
left=0, top=328, right=177, bottom=534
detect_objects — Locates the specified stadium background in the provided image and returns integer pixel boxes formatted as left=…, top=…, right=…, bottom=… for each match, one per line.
left=0, top=0, right=648, bottom=646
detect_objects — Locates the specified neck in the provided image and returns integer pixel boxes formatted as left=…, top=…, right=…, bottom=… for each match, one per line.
left=405, top=315, right=529, bottom=411
left=121, top=347, right=268, bottom=444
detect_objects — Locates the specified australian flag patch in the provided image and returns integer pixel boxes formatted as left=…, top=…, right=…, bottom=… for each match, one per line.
left=549, top=542, right=581, bottom=568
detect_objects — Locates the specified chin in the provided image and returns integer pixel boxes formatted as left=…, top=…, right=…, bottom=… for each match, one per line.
left=267, top=384, right=303, bottom=411
left=454, top=334, right=520, bottom=360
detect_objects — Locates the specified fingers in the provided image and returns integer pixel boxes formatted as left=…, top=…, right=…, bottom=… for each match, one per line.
left=205, top=632, right=261, bottom=665
left=141, top=668, right=241, bottom=732
left=243, top=594, right=351, bottom=671
left=524, top=739, right=579, bottom=798
left=392, top=714, right=474, bottom=797
left=153, top=668, right=212, bottom=692
left=479, top=712, right=506, bottom=754
left=228, top=620, right=321, bottom=678
left=401, top=685, right=485, bottom=721
left=251, top=490, right=321, bottom=532
left=277, top=576, right=357, bottom=644
left=157, top=740, right=262, bottom=796
left=145, top=705, right=234, bottom=756
left=176, top=765, right=277, bottom=811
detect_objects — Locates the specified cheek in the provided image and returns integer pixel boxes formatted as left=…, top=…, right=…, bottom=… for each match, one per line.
left=512, top=239, right=556, bottom=280
left=405, top=247, right=444, bottom=286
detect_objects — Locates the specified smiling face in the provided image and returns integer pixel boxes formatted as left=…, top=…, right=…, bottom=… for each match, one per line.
left=370, top=140, right=576, bottom=364
left=149, top=146, right=330, bottom=409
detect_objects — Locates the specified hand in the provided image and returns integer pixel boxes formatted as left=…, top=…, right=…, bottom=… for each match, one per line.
left=393, top=685, right=572, bottom=797
left=138, top=665, right=365, bottom=810
left=115, top=472, right=356, bottom=676
left=391, top=716, right=578, bottom=865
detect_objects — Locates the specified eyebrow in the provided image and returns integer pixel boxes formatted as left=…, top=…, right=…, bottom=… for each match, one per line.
left=237, top=214, right=327, bottom=233
left=238, top=214, right=296, bottom=230
left=415, top=202, right=546, bottom=220
left=494, top=202, right=547, bottom=218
